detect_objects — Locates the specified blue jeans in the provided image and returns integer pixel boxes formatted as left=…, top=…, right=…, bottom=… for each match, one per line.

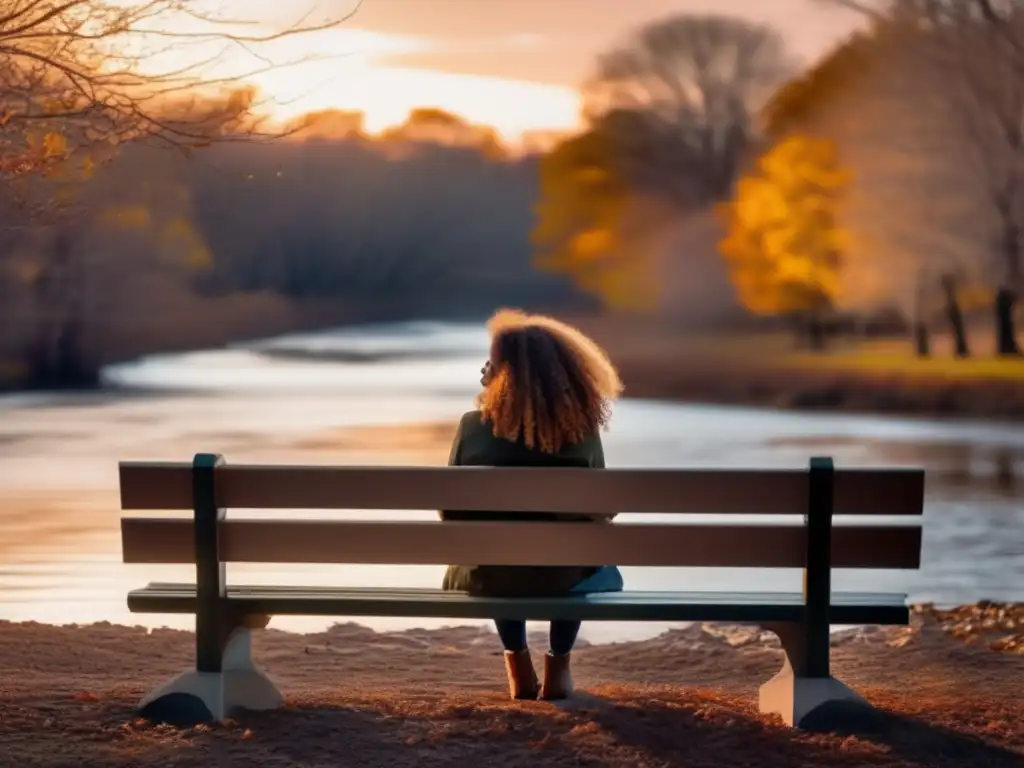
left=495, top=618, right=580, bottom=655
left=493, top=566, right=623, bottom=656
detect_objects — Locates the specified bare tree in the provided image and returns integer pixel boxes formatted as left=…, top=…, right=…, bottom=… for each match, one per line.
left=0, top=0, right=362, bottom=387
left=825, top=0, right=1024, bottom=354
left=582, top=14, right=793, bottom=205
left=0, top=0, right=362, bottom=180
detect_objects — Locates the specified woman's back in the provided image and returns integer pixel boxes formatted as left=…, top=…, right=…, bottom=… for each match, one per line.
left=442, top=409, right=607, bottom=595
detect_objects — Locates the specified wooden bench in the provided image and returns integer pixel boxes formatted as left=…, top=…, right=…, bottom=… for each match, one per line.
left=119, top=453, right=925, bottom=728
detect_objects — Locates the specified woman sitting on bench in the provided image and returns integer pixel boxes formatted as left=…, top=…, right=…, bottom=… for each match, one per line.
left=441, top=309, right=625, bottom=701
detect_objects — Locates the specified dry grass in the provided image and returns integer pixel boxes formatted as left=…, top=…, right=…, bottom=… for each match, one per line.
left=788, top=353, right=1024, bottom=382
left=786, top=340, right=1024, bottom=382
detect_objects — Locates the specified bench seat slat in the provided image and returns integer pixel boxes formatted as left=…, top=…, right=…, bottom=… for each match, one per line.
left=127, top=583, right=909, bottom=625
left=118, top=463, right=925, bottom=516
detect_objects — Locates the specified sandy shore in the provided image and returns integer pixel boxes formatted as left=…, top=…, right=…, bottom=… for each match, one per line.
left=1, top=606, right=1021, bottom=767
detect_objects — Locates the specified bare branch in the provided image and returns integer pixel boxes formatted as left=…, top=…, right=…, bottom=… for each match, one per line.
left=822, top=0, right=1024, bottom=294
left=0, top=0, right=363, bottom=182
left=583, top=13, right=793, bottom=205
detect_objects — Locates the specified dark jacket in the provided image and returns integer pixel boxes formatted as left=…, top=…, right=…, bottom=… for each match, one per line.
left=440, top=410, right=611, bottom=597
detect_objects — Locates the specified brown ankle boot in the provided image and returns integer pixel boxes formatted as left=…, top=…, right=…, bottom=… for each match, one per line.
left=503, top=649, right=539, bottom=700
left=540, top=652, right=573, bottom=700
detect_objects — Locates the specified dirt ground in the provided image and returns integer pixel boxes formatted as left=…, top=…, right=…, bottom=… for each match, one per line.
left=1, top=607, right=1021, bottom=767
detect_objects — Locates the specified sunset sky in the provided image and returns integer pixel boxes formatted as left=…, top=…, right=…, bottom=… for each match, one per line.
left=149, top=0, right=866, bottom=141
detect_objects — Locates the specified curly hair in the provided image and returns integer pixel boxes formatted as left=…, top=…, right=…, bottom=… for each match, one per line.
left=476, top=309, right=624, bottom=453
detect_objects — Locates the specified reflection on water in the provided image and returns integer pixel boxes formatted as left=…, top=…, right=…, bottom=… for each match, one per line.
left=767, top=435, right=1024, bottom=496
left=1, top=321, right=1023, bottom=642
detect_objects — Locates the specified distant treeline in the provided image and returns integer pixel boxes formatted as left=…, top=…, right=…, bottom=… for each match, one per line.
left=186, top=135, right=575, bottom=312
left=0, top=114, right=592, bottom=389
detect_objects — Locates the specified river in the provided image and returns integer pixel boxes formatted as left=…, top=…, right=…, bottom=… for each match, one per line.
left=1, top=320, right=1022, bottom=643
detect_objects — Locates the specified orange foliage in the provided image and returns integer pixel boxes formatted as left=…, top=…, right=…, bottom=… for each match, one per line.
left=532, top=130, right=659, bottom=311
left=718, top=135, right=850, bottom=316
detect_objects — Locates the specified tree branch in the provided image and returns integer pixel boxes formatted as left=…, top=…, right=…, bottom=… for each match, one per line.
left=0, top=0, right=364, bottom=181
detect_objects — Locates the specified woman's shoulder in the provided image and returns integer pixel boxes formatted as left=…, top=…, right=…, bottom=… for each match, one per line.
left=456, top=410, right=489, bottom=438
left=459, top=409, right=484, bottom=427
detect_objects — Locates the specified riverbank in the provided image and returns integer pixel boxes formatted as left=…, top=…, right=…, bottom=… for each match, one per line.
left=0, top=292, right=516, bottom=394
left=0, top=606, right=1020, bottom=767
left=5, top=309, right=1024, bottom=422
left=569, top=315, right=1024, bottom=421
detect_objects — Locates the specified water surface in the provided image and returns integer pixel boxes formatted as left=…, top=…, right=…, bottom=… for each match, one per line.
left=1, top=321, right=1021, bottom=642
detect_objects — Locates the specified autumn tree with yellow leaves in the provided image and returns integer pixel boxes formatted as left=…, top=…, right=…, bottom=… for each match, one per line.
left=718, top=135, right=850, bottom=348
left=532, top=13, right=791, bottom=312
left=531, top=129, right=660, bottom=311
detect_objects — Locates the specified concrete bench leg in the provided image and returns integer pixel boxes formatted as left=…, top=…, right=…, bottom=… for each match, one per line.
left=140, top=615, right=283, bottom=724
left=758, top=622, right=867, bottom=728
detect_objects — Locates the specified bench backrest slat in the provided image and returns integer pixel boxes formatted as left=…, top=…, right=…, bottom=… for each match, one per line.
left=118, top=463, right=925, bottom=516
left=120, top=518, right=922, bottom=569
